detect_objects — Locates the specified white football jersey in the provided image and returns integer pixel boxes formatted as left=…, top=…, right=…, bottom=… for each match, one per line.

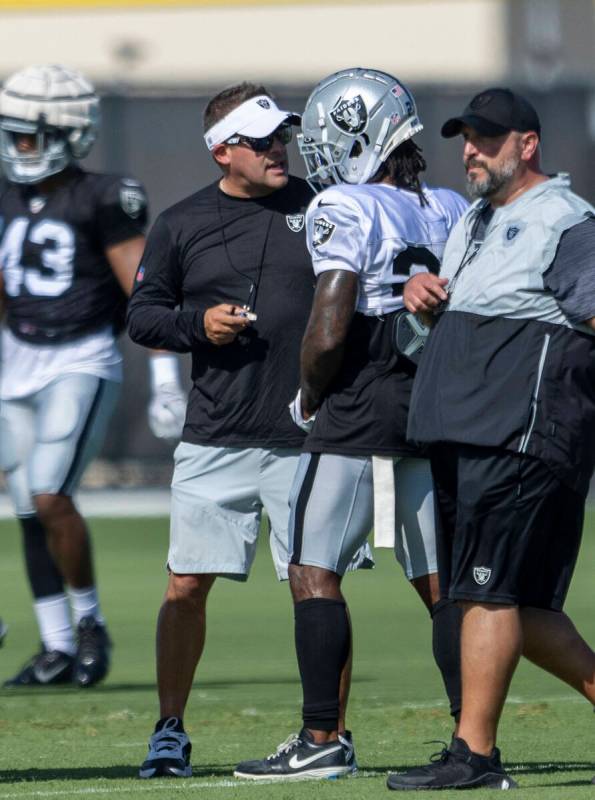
left=305, top=182, right=468, bottom=315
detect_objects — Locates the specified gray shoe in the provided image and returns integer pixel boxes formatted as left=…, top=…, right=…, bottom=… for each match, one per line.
left=139, top=717, right=192, bottom=778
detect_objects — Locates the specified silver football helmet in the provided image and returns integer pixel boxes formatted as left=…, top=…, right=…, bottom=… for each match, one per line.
left=299, top=67, right=423, bottom=190
left=0, top=64, right=100, bottom=184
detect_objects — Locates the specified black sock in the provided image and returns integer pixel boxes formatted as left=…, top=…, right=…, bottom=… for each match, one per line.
left=20, top=515, right=64, bottom=599
left=294, top=597, right=350, bottom=732
left=431, top=598, right=462, bottom=720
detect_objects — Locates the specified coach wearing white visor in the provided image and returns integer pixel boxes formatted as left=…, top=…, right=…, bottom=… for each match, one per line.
left=128, top=83, right=369, bottom=779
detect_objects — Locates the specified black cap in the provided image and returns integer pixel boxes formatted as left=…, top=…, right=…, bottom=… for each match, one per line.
left=441, top=88, right=541, bottom=139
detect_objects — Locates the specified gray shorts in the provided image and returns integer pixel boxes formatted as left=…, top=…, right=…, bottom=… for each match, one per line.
left=289, top=452, right=437, bottom=579
left=0, top=374, right=120, bottom=517
left=169, top=443, right=303, bottom=580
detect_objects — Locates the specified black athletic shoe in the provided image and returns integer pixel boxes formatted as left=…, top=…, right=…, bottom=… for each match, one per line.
left=387, top=737, right=517, bottom=791
left=0, top=619, right=7, bottom=647
left=3, top=647, right=74, bottom=687
left=234, top=728, right=353, bottom=781
left=139, top=717, right=192, bottom=778
left=73, top=616, right=111, bottom=688
left=339, top=730, right=358, bottom=773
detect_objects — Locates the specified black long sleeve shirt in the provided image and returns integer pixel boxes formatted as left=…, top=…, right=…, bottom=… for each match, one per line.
left=127, top=177, right=314, bottom=447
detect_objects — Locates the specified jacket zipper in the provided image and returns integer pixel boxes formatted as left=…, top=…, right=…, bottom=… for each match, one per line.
left=518, top=333, right=550, bottom=453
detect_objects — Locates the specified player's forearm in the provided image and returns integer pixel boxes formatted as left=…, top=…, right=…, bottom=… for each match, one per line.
left=300, top=337, right=345, bottom=415
left=299, top=270, right=357, bottom=416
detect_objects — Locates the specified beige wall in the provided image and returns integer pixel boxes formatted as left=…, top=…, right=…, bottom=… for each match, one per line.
left=0, top=0, right=507, bottom=86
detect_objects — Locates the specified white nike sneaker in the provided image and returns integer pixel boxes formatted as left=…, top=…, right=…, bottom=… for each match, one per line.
left=139, top=717, right=192, bottom=778
left=234, top=728, right=352, bottom=781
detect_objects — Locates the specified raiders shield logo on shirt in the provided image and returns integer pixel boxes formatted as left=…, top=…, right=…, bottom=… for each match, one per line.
left=29, top=196, right=46, bottom=214
left=312, top=216, right=336, bottom=248
left=286, top=213, right=305, bottom=232
left=120, top=180, right=146, bottom=219
left=330, top=94, right=368, bottom=134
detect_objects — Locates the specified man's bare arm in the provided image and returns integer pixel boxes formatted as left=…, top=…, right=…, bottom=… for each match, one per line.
left=300, top=269, right=358, bottom=417
left=106, top=236, right=146, bottom=297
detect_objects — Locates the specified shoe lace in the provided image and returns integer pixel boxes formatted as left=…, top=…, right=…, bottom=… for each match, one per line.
left=425, top=740, right=450, bottom=764
left=152, top=721, right=187, bottom=755
left=266, top=733, right=300, bottom=761
left=153, top=730, right=187, bottom=754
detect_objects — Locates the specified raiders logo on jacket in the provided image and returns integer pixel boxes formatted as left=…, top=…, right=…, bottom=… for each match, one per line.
left=0, top=167, right=147, bottom=344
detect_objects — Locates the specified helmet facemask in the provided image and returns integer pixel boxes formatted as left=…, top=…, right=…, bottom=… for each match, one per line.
left=0, top=118, right=74, bottom=184
left=0, top=64, right=99, bottom=185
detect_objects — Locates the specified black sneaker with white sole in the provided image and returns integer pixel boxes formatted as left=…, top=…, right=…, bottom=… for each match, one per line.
left=3, top=647, right=74, bottom=687
left=139, top=717, right=192, bottom=778
left=234, top=728, right=352, bottom=781
left=387, top=737, right=517, bottom=791
left=74, top=616, right=111, bottom=688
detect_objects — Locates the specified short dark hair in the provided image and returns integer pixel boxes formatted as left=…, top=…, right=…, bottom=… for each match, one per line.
left=203, top=82, right=271, bottom=134
left=369, top=138, right=428, bottom=205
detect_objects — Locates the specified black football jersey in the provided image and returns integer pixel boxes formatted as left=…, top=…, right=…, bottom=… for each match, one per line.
left=0, top=167, right=147, bottom=344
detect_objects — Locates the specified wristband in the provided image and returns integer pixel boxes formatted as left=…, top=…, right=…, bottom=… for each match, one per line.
left=149, top=354, right=180, bottom=391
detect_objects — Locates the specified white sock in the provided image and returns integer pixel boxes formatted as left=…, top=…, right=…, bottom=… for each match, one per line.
left=33, top=593, right=76, bottom=656
left=68, top=586, right=105, bottom=627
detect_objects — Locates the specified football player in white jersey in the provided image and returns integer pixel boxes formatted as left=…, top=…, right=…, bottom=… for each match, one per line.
left=0, top=64, right=186, bottom=688
left=235, top=68, right=468, bottom=781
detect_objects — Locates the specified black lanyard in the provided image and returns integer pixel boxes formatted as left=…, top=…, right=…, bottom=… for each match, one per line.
left=216, top=189, right=275, bottom=314
left=444, top=203, right=494, bottom=306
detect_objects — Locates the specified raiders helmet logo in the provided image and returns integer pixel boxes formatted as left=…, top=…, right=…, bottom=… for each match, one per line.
left=330, top=94, right=368, bottom=135
left=286, top=213, right=305, bottom=232
left=473, top=566, right=492, bottom=585
left=257, top=98, right=271, bottom=109
left=120, top=180, right=146, bottom=219
left=312, top=217, right=336, bottom=248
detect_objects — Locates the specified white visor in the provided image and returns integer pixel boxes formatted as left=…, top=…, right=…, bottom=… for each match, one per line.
left=204, top=95, right=300, bottom=150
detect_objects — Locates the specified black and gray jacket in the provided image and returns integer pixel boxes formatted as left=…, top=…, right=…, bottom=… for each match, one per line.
left=408, top=173, right=595, bottom=496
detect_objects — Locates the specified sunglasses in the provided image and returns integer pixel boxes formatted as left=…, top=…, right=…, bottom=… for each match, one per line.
left=225, top=123, right=293, bottom=153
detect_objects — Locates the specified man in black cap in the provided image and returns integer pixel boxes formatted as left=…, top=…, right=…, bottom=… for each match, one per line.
left=388, top=88, right=595, bottom=790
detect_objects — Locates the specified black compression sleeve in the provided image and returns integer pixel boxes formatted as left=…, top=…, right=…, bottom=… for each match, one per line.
left=20, top=515, right=64, bottom=599
left=431, top=598, right=462, bottom=720
left=295, top=598, right=350, bottom=732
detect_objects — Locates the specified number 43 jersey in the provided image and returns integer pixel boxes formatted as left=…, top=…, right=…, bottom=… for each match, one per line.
left=0, top=167, right=147, bottom=345
left=303, top=182, right=467, bottom=457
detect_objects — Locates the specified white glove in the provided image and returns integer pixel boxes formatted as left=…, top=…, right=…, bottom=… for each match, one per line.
left=148, top=355, right=187, bottom=441
left=289, top=389, right=317, bottom=433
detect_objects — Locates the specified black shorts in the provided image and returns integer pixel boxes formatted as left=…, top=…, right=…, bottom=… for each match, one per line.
left=431, top=444, right=584, bottom=610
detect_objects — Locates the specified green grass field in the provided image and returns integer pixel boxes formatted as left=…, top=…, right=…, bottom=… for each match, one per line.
left=1, top=509, right=594, bottom=799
